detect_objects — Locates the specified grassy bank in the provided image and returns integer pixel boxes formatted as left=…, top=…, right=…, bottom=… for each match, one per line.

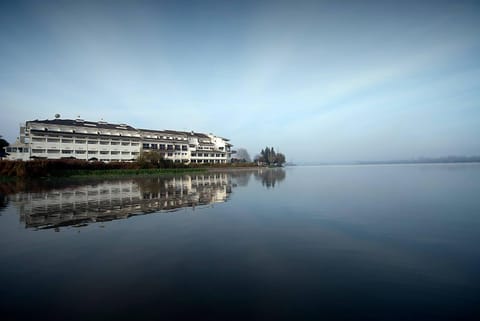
left=0, top=159, right=260, bottom=179
left=0, top=159, right=199, bottom=178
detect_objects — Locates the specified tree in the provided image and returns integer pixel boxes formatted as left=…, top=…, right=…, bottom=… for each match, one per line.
left=255, top=146, right=286, bottom=166
left=137, top=150, right=164, bottom=168
left=276, top=153, right=286, bottom=165
left=136, top=150, right=177, bottom=169
left=268, top=147, right=276, bottom=164
left=0, top=136, right=9, bottom=159
left=235, top=148, right=251, bottom=162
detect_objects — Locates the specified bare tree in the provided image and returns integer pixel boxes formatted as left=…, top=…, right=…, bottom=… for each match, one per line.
left=235, top=148, right=251, bottom=162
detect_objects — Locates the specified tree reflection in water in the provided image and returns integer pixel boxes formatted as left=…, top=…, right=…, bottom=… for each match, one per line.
left=0, top=193, right=8, bottom=214
left=254, top=168, right=286, bottom=188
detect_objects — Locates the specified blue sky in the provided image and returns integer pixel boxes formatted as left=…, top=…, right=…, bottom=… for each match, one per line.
left=1, top=0, right=479, bottom=162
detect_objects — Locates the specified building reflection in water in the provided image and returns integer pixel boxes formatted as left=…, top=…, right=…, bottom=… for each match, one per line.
left=2, top=168, right=286, bottom=230
left=8, top=173, right=230, bottom=230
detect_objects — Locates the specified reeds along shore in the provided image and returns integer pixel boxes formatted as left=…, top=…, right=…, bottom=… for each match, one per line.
left=0, top=159, right=258, bottom=178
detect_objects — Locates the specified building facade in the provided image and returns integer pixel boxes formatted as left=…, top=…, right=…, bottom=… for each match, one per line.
left=4, top=118, right=234, bottom=164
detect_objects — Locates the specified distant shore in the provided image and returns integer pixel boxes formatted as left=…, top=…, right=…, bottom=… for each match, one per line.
left=299, top=157, right=480, bottom=166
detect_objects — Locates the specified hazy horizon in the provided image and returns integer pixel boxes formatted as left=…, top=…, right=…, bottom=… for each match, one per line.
left=1, top=0, right=479, bottom=162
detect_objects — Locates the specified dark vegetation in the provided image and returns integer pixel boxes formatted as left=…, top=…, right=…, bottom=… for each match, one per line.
left=0, top=157, right=193, bottom=178
left=0, top=136, right=9, bottom=159
left=0, top=151, right=259, bottom=178
left=254, top=147, right=286, bottom=166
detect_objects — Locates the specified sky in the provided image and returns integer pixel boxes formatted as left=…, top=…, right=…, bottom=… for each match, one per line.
left=1, top=0, right=479, bottom=162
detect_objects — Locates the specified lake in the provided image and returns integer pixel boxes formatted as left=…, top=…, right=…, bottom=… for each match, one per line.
left=1, top=165, right=479, bottom=320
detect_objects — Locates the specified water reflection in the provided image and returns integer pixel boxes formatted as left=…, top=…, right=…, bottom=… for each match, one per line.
left=10, top=174, right=231, bottom=230
left=0, top=192, right=8, bottom=214
left=1, top=165, right=479, bottom=321
left=3, top=168, right=286, bottom=230
left=254, top=167, right=286, bottom=188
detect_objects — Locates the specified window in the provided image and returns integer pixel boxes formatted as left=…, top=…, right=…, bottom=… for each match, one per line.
left=131, top=142, right=139, bottom=146
left=47, top=138, right=60, bottom=142
left=121, top=151, right=129, bottom=155
left=182, top=145, right=188, bottom=151
left=167, top=145, right=173, bottom=150
left=100, top=141, right=109, bottom=145
left=88, top=141, right=97, bottom=144
left=32, top=149, right=45, bottom=153
left=111, top=151, right=120, bottom=155
left=159, top=144, right=165, bottom=150
left=75, top=140, right=86, bottom=144
left=32, top=137, right=45, bottom=142
left=111, top=141, right=120, bottom=145
left=121, top=142, right=130, bottom=146
left=167, top=152, right=173, bottom=156
left=100, top=151, right=109, bottom=155
left=62, top=150, right=72, bottom=154
left=62, top=139, right=73, bottom=143
left=191, top=153, right=197, bottom=157
left=88, top=151, right=98, bottom=154
left=75, top=150, right=86, bottom=154
left=175, top=145, right=181, bottom=151
left=47, top=149, right=59, bottom=154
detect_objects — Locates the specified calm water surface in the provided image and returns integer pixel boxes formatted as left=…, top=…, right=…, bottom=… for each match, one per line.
left=0, top=165, right=479, bottom=320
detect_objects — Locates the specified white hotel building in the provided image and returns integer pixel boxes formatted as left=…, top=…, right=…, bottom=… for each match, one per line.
left=4, top=118, right=234, bottom=164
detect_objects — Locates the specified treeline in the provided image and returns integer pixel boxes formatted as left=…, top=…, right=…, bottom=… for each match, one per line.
left=254, top=147, right=286, bottom=166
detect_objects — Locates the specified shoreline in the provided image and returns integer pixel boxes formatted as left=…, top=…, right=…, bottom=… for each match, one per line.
left=0, top=164, right=274, bottom=180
